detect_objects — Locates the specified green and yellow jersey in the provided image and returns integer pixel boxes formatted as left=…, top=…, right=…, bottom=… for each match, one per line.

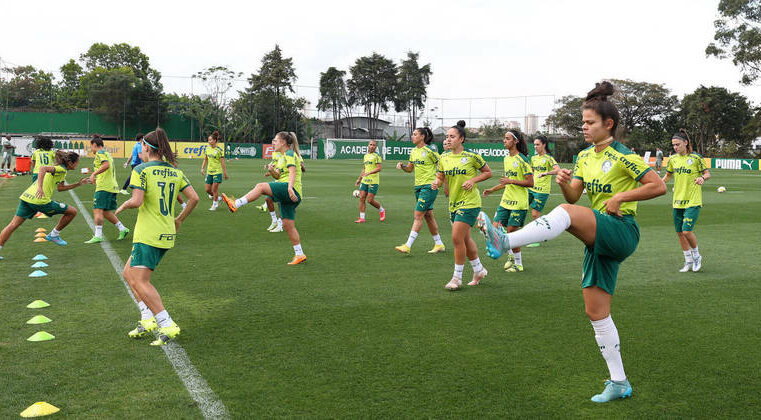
left=129, top=161, right=191, bottom=249
left=31, top=149, right=56, bottom=169
left=94, top=150, right=119, bottom=193
left=409, top=145, right=440, bottom=186
left=275, top=150, right=303, bottom=196
left=500, top=153, right=532, bottom=210
left=573, top=141, right=651, bottom=216
left=20, top=165, right=67, bottom=205
left=361, top=152, right=382, bottom=185
left=530, top=154, right=558, bottom=194
left=204, top=145, right=224, bottom=175
left=667, top=153, right=707, bottom=208
left=437, top=150, right=487, bottom=212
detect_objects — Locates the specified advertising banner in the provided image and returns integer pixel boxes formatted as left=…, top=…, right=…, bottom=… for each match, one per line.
left=173, top=142, right=225, bottom=159
left=712, top=158, right=759, bottom=170
left=226, top=143, right=261, bottom=159
left=321, top=139, right=546, bottom=161
left=84, top=140, right=127, bottom=158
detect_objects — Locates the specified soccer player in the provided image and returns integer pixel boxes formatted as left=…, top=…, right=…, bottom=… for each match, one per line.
left=221, top=132, right=307, bottom=265
left=661, top=129, right=710, bottom=272
left=120, top=133, right=144, bottom=195
left=1, top=134, right=14, bottom=177
left=654, top=147, right=664, bottom=175
left=256, top=149, right=285, bottom=232
left=201, top=130, right=228, bottom=211
left=115, top=128, right=199, bottom=346
left=477, top=82, right=666, bottom=402
left=395, top=127, right=446, bottom=254
left=354, top=140, right=385, bottom=223
left=84, top=135, right=130, bottom=243
left=431, top=120, right=492, bottom=290
left=30, top=136, right=56, bottom=182
left=0, top=151, right=89, bottom=259
left=482, top=129, right=533, bottom=272
left=526, top=135, right=560, bottom=247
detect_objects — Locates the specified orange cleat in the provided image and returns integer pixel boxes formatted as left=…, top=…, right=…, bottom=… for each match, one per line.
left=221, top=193, right=237, bottom=213
left=287, top=254, right=307, bottom=265
left=354, top=218, right=366, bottom=223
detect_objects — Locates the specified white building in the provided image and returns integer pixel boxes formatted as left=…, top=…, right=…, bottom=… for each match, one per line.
left=524, top=114, right=539, bottom=135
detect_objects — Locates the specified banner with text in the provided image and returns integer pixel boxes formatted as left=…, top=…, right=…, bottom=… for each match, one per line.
left=712, top=158, right=759, bottom=170
left=321, top=139, right=547, bottom=161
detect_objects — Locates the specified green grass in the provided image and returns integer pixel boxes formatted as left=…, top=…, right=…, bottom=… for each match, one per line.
left=1, top=158, right=759, bottom=418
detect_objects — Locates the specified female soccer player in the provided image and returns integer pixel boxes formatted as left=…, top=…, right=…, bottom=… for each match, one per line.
left=120, top=133, right=144, bottom=195
left=431, top=120, right=492, bottom=290
left=477, top=82, right=666, bottom=402
left=221, top=132, right=307, bottom=265
left=84, top=135, right=130, bottom=243
left=116, top=128, right=198, bottom=346
left=395, top=127, right=445, bottom=254
left=662, top=129, right=710, bottom=272
left=255, top=149, right=285, bottom=232
left=201, top=130, right=228, bottom=211
left=354, top=140, right=385, bottom=223
left=526, top=135, right=560, bottom=247
left=30, top=137, right=56, bottom=182
left=482, top=129, right=533, bottom=272
left=0, top=151, right=89, bottom=259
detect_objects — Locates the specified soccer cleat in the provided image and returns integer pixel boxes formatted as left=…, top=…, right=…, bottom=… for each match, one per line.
left=45, top=234, right=67, bottom=246
left=0, top=255, right=4, bottom=260
left=256, top=203, right=268, bottom=212
left=84, top=236, right=103, bottom=244
left=208, top=202, right=218, bottom=211
left=287, top=255, right=307, bottom=265
left=150, top=322, right=181, bottom=346
left=476, top=211, right=509, bottom=259
left=427, top=244, right=446, bottom=254
left=590, top=379, right=632, bottom=403
left=354, top=218, right=366, bottom=223
left=692, top=255, right=702, bottom=272
left=128, top=317, right=157, bottom=338
left=505, top=264, right=524, bottom=273
left=379, top=209, right=386, bottom=222
left=266, top=220, right=278, bottom=231
left=445, top=277, right=462, bottom=291
left=117, top=228, right=130, bottom=241
left=221, top=193, right=237, bottom=213
left=503, top=254, right=516, bottom=270
left=395, top=244, right=411, bottom=254
left=269, top=223, right=283, bottom=233
left=119, top=189, right=130, bottom=196
left=467, top=268, right=488, bottom=286
left=207, top=194, right=213, bottom=199
left=679, top=262, right=692, bottom=273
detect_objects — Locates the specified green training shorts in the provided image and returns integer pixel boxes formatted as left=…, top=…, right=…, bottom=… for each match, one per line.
left=581, top=210, right=640, bottom=295
left=450, top=207, right=480, bottom=227
left=205, top=174, right=223, bottom=184
left=129, top=242, right=168, bottom=270
left=359, top=183, right=379, bottom=195
left=494, top=206, right=528, bottom=227
left=269, top=181, right=301, bottom=220
left=16, top=200, right=68, bottom=219
left=414, top=185, right=438, bottom=212
left=529, top=190, right=549, bottom=212
left=94, top=190, right=118, bottom=211
left=673, top=206, right=701, bottom=232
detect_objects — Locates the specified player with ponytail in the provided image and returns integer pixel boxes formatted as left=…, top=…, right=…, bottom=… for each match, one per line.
left=201, top=130, right=228, bottom=211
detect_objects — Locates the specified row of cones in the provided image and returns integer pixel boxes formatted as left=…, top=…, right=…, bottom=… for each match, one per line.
left=32, top=230, right=49, bottom=281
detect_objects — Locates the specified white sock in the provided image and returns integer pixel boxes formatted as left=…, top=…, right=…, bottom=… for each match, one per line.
left=432, top=234, right=443, bottom=246
left=405, top=231, right=418, bottom=248
left=154, top=310, right=174, bottom=328
left=181, top=202, right=187, bottom=209
left=137, top=301, right=153, bottom=321
left=683, top=250, right=693, bottom=263
left=50, top=228, right=60, bottom=237
left=513, top=251, right=522, bottom=266
left=591, top=315, right=627, bottom=382
left=115, top=221, right=126, bottom=232
left=293, top=243, right=304, bottom=256
left=691, top=246, right=700, bottom=259
left=360, top=212, right=366, bottom=219
left=453, top=264, right=464, bottom=279
left=0, top=245, right=3, bottom=251
left=94, top=225, right=103, bottom=238
left=503, top=206, right=571, bottom=250
left=469, top=258, right=484, bottom=273
left=234, top=197, right=249, bottom=208
left=270, top=211, right=278, bottom=222
left=277, top=218, right=282, bottom=226
left=379, top=206, right=385, bottom=213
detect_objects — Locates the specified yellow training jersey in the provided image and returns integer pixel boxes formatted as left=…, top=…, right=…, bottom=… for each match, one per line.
left=530, top=154, right=558, bottom=194
left=20, top=165, right=67, bottom=205
left=499, top=153, right=532, bottom=210
left=129, top=161, right=191, bottom=249
left=573, top=141, right=651, bottom=216
left=409, top=145, right=440, bottom=186
left=94, top=150, right=119, bottom=193
left=361, top=152, right=382, bottom=185
left=204, top=145, right=224, bottom=175
left=438, top=150, right=487, bottom=212
left=667, top=153, right=707, bottom=208
left=31, top=149, right=56, bottom=169
left=275, top=150, right=303, bottom=196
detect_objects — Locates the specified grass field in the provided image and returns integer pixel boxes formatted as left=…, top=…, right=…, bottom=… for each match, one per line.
left=1, top=157, right=760, bottom=418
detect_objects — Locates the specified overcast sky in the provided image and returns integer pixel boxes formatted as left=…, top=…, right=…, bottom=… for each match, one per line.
left=4, top=0, right=760, bottom=128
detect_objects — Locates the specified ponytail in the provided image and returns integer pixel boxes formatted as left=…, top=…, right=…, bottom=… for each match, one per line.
left=415, top=127, right=434, bottom=145
left=508, top=129, right=529, bottom=156
left=277, top=131, right=301, bottom=158
left=672, top=128, right=693, bottom=154
left=54, top=150, right=80, bottom=167
left=144, top=127, right=176, bottom=165
left=535, top=135, right=551, bottom=156
left=210, top=130, right=220, bottom=142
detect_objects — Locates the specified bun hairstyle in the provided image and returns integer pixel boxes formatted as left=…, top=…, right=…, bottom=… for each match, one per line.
left=450, top=120, right=467, bottom=141
left=415, top=127, right=434, bottom=145
left=672, top=128, right=693, bottom=153
left=210, top=130, right=220, bottom=142
left=36, top=136, right=53, bottom=151
left=54, top=150, right=80, bottom=167
left=277, top=131, right=301, bottom=157
left=143, top=127, right=177, bottom=165
left=583, top=81, right=620, bottom=138
left=507, top=129, right=529, bottom=155
left=90, top=134, right=104, bottom=147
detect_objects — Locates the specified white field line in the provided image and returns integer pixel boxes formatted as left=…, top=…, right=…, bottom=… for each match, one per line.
left=69, top=190, right=229, bottom=419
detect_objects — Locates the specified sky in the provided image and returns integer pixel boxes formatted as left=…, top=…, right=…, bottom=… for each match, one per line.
left=3, top=0, right=760, bottom=129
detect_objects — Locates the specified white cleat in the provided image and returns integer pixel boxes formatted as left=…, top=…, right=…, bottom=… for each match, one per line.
left=692, top=255, right=702, bottom=272
left=679, top=263, right=692, bottom=273
left=209, top=203, right=218, bottom=211
left=269, top=223, right=283, bottom=233
left=467, top=268, right=488, bottom=286
left=266, top=221, right=278, bottom=231
left=445, top=277, right=462, bottom=291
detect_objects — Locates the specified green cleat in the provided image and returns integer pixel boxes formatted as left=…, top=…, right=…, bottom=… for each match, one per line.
left=84, top=236, right=103, bottom=244
left=505, top=264, right=524, bottom=273
left=128, top=317, right=157, bottom=338
left=503, top=254, right=516, bottom=270
left=591, top=379, right=632, bottom=403
left=117, top=228, right=130, bottom=241
left=150, top=322, right=181, bottom=346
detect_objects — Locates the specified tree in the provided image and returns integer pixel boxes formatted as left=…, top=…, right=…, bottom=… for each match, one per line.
left=58, top=59, right=85, bottom=108
left=394, top=52, right=432, bottom=138
left=546, top=95, right=584, bottom=138
left=680, top=85, right=754, bottom=155
left=706, top=0, right=761, bottom=85
left=611, top=79, right=679, bottom=135
left=348, top=53, right=397, bottom=139
left=79, top=67, right=139, bottom=129
left=193, top=66, right=242, bottom=139
left=0, top=65, right=56, bottom=109
left=479, top=119, right=508, bottom=140
left=317, top=67, right=348, bottom=138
